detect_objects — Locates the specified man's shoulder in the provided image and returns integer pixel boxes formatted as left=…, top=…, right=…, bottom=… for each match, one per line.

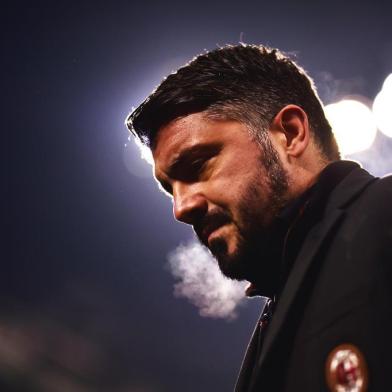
left=325, top=166, right=392, bottom=237
left=360, top=171, right=392, bottom=202
left=340, top=169, right=392, bottom=235
left=341, top=165, right=392, bottom=204
left=375, top=172, right=392, bottom=188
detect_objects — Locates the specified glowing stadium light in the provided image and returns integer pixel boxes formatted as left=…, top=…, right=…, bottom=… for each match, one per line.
left=325, top=99, right=377, bottom=156
left=373, top=74, right=392, bottom=138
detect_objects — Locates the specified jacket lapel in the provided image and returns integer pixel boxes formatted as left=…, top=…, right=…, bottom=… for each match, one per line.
left=248, top=167, right=376, bottom=390
left=254, top=210, right=344, bottom=370
left=235, top=313, right=264, bottom=392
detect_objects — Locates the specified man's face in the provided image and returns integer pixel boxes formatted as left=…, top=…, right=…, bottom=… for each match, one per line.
left=153, top=112, right=289, bottom=281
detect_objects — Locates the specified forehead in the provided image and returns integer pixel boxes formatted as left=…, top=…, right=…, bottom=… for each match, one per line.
left=152, top=112, right=253, bottom=165
left=153, top=113, right=211, bottom=157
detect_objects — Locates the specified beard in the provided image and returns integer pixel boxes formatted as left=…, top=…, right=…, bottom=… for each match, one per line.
left=195, top=136, right=290, bottom=288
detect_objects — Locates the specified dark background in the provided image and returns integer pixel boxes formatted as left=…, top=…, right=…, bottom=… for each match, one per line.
left=4, top=1, right=392, bottom=391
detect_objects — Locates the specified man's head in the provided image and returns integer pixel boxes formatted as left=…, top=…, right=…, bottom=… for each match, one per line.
left=127, top=44, right=339, bottom=160
left=126, top=44, right=339, bottom=283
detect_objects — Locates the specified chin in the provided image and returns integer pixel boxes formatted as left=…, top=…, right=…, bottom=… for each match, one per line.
left=210, top=225, right=239, bottom=253
left=211, top=237, right=250, bottom=281
left=217, top=253, right=249, bottom=281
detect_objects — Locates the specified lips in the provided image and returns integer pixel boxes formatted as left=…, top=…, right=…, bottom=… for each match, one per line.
left=195, top=212, right=231, bottom=247
left=203, top=222, right=226, bottom=245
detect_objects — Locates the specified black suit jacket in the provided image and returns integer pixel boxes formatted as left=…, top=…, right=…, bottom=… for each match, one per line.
left=236, top=166, right=392, bottom=391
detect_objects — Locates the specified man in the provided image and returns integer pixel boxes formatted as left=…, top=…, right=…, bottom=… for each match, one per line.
left=126, top=44, right=392, bottom=391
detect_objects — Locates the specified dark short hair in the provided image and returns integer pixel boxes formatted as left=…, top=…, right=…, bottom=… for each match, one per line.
left=126, top=44, right=340, bottom=160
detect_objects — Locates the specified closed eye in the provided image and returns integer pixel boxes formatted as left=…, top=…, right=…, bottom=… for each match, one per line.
left=169, top=145, right=221, bottom=183
left=156, top=143, right=222, bottom=195
left=186, top=158, right=208, bottom=177
left=156, top=159, right=206, bottom=196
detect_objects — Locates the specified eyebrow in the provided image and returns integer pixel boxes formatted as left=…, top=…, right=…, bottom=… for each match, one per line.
left=156, top=143, right=222, bottom=195
left=167, top=143, right=222, bottom=176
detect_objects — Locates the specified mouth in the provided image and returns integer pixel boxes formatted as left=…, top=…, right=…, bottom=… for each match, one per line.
left=195, top=213, right=231, bottom=247
left=205, top=224, right=226, bottom=246
left=200, top=223, right=223, bottom=246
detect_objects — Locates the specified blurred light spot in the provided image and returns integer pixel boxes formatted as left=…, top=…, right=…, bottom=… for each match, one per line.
left=373, top=74, right=392, bottom=138
left=325, top=99, right=377, bottom=156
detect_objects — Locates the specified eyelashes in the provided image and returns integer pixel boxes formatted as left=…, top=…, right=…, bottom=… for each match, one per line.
left=189, top=158, right=207, bottom=174
left=157, top=145, right=222, bottom=195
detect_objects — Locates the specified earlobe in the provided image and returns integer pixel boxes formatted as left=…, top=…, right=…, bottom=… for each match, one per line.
left=272, top=105, right=310, bottom=158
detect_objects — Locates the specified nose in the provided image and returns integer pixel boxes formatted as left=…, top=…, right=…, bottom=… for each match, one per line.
left=173, top=183, right=208, bottom=225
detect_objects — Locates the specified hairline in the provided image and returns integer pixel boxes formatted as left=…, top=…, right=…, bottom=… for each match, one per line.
left=151, top=102, right=329, bottom=164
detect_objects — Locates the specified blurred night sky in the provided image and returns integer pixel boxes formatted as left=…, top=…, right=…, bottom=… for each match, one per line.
left=4, top=1, right=392, bottom=391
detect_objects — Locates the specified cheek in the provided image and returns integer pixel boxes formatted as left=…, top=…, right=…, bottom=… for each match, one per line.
left=236, top=177, right=271, bottom=226
left=207, top=161, right=269, bottom=214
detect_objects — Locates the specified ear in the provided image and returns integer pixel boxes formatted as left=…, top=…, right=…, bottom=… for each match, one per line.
left=269, top=105, right=310, bottom=158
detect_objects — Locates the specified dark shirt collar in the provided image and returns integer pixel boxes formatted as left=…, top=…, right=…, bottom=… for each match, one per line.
left=279, top=160, right=359, bottom=228
left=246, top=160, right=360, bottom=298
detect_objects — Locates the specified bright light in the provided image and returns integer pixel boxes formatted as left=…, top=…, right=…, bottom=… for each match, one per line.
left=325, top=99, right=377, bottom=156
left=373, top=74, right=392, bottom=138
left=122, top=137, right=154, bottom=179
left=134, top=137, right=154, bottom=165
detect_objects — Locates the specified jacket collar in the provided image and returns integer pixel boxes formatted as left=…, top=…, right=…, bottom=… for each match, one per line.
left=247, top=163, right=377, bottom=390
left=245, top=160, right=363, bottom=299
